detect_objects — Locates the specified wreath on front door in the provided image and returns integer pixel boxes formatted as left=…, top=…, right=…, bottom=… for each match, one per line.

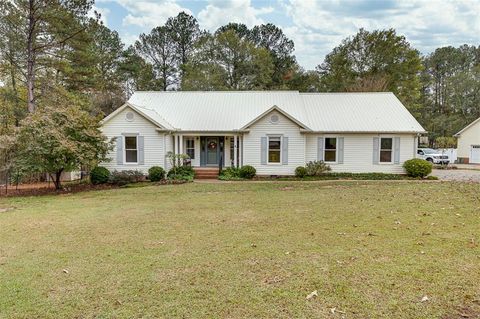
left=208, top=141, right=217, bottom=150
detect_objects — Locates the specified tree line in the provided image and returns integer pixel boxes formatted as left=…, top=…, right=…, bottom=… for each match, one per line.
left=0, top=0, right=479, bottom=187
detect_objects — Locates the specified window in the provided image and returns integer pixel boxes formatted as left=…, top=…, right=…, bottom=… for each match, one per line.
left=324, top=137, right=337, bottom=162
left=125, top=136, right=138, bottom=163
left=186, top=138, right=195, bottom=159
left=380, top=137, right=393, bottom=163
left=268, top=136, right=281, bottom=163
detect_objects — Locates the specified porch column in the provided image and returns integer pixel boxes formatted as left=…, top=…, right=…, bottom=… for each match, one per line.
left=174, top=134, right=178, bottom=155
left=179, top=134, right=183, bottom=154
left=239, top=135, right=242, bottom=167
left=233, top=135, right=238, bottom=168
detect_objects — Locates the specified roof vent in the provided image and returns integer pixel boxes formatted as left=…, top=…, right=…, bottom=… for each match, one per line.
left=270, top=114, right=279, bottom=124
left=125, top=111, right=134, bottom=122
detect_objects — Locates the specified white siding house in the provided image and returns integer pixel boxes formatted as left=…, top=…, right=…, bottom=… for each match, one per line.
left=455, top=118, right=480, bottom=164
left=100, top=91, right=425, bottom=176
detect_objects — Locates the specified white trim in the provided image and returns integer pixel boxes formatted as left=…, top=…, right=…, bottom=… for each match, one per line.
left=323, top=136, right=338, bottom=164
left=267, top=135, right=282, bottom=165
left=123, top=134, right=138, bottom=165
left=240, top=105, right=312, bottom=131
left=378, top=136, right=394, bottom=164
left=101, top=103, right=172, bottom=130
left=455, top=117, right=480, bottom=136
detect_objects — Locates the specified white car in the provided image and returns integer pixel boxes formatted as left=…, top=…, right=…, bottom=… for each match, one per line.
left=417, top=148, right=450, bottom=164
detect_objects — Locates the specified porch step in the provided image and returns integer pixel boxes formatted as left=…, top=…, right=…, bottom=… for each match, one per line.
left=194, top=168, right=220, bottom=180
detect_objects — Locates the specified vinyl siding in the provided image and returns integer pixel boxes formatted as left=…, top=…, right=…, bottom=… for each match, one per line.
left=457, top=120, right=480, bottom=159
left=243, top=110, right=305, bottom=175
left=305, top=134, right=416, bottom=173
left=101, top=106, right=166, bottom=173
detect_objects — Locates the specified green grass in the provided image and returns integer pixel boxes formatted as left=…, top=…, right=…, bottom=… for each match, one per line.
left=0, top=181, right=479, bottom=318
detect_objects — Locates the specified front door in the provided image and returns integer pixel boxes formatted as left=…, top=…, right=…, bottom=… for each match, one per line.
left=206, top=137, right=219, bottom=165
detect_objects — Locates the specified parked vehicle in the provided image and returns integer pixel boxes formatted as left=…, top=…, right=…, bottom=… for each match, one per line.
left=417, top=148, right=450, bottom=164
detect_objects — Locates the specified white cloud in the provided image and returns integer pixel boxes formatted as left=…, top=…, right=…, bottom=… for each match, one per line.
left=89, top=5, right=110, bottom=26
left=284, top=0, right=480, bottom=69
left=198, top=0, right=274, bottom=31
left=112, top=0, right=192, bottom=29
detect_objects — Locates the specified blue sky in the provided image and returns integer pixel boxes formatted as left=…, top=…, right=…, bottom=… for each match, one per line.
left=93, top=0, right=480, bottom=70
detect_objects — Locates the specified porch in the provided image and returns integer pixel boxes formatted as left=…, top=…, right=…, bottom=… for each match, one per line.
left=172, top=134, right=243, bottom=168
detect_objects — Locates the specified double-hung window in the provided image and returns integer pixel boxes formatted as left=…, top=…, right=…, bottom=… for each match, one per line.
left=125, top=136, right=138, bottom=163
left=186, top=138, right=195, bottom=159
left=380, top=137, right=393, bottom=163
left=268, top=136, right=281, bottom=164
left=324, top=137, right=337, bottom=162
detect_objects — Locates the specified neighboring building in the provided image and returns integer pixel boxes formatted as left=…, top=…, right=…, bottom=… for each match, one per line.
left=100, top=91, right=425, bottom=176
left=454, top=118, right=480, bottom=164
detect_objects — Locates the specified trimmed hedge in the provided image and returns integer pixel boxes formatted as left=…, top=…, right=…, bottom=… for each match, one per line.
left=148, top=166, right=165, bottom=182
left=295, top=166, right=307, bottom=178
left=167, top=166, right=195, bottom=181
left=239, top=165, right=256, bottom=179
left=90, top=167, right=110, bottom=185
left=109, top=170, right=145, bottom=186
left=403, top=158, right=433, bottom=178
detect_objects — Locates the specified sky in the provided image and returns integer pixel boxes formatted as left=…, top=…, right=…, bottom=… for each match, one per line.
left=93, top=0, right=480, bottom=70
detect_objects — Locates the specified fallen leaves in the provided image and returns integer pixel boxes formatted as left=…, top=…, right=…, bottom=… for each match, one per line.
left=306, top=290, right=318, bottom=300
left=420, top=295, right=429, bottom=302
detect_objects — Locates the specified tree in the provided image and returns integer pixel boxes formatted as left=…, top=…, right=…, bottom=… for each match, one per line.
left=250, top=23, right=296, bottom=88
left=165, top=12, right=201, bottom=66
left=119, top=47, right=159, bottom=97
left=317, top=28, right=423, bottom=110
left=421, top=45, right=480, bottom=140
left=15, top=89, right=113, bottom=189
left=183, top=30, right=274, bottom=90
left=0, top=0, right=94, bottom=113
left=135, top=26, right=177, bottom=90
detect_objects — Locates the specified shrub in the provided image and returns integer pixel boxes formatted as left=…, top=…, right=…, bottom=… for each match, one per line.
left=148, top=166, right=165, bottom=182
left=239, top=165, right=256, bottom=179
left=90, top=166, right=110, bottom=185
left=295, top=166, right=307, bottom=178
left=219, top=167, right=242, bottom=180
left=109, top=170, right=145, bottom=186
left=167, top=166, right=195, bottom=181
left=305, top=161, right=331, bottom=176
left=403, top=158, right=433, bottom=178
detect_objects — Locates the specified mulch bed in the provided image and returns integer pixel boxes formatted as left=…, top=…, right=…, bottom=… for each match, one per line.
left=0, top=183, right=117, bottom=197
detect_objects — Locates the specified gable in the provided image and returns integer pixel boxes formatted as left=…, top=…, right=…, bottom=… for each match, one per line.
left=102, top=106, right=160, bottom=133
left=241, top=105, right=310, bottom=130
left=247, top=109, right=304, bottom=132
left=455, top=117, right=480, bottom=137
left=101, top=103, right=173, bottom=130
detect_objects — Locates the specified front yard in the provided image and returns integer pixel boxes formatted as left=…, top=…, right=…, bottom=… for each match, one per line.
left=0, top=181, right=479, bottom=318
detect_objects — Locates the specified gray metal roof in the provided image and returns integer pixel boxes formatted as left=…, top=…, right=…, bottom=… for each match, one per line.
left=127, top=91, right=425, bottom=133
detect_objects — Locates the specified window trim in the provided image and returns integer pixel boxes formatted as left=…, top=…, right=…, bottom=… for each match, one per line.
left=185, top=137, right=195, bottom=159
left=323, top=136, right=338, bottom=163
left=124, top=134, right=138, bottom=165
left=267, top=135, right=282, bottom=165
left=379, top=136, right=394, bottom=164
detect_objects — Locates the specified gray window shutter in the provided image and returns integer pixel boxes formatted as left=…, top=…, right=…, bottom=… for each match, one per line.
left=373, top=137, right=379, bottom=164
left=138, top=136, right=145, bottom=165
left=317, top=137, right=324, bottom=161
left=261, top=137, right=267, bottom=165
left=394, top=137, right=401, bottom=164
left=337, top=137, right=344, bottom=164
left=116, top=136, right=123, bottom=165
left=282, top=137, right=288, bottom=165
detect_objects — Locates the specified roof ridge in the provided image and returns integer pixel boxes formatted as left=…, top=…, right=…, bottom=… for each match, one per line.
left=133, top=90, right=300, bottom=94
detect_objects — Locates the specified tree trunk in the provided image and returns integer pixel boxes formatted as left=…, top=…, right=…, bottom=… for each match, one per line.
left=53, top=169, right=63, bottom=190
left=26, top=0, right=36, bottom=113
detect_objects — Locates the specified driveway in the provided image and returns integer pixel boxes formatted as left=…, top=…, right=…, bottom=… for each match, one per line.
left=432, top=168, right=480, bottom=182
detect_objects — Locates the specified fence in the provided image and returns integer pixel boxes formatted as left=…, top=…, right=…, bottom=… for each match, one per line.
left=437, top=148, right=458, bottom=163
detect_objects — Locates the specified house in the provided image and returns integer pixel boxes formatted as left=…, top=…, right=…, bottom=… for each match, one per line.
left=454, top=117, right=480, bottom=164
left=100, top=91, right=425, bottom=176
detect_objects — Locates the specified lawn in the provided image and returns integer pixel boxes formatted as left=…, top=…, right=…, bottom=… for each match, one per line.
left=0, top=181, right=479, bottom=318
